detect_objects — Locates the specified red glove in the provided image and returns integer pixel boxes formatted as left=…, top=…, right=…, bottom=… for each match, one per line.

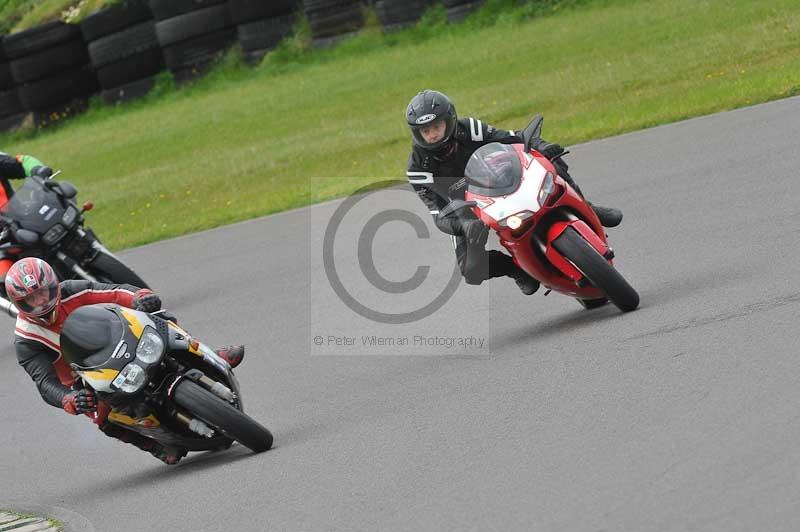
left=133, top=288, right=161, bottom=313
left=62, top=389, right=96, bottom=415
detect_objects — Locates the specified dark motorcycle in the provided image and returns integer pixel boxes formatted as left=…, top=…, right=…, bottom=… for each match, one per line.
left=61, top=304, right=273, bottom=456
left=0, top=172, right=148, bottom=317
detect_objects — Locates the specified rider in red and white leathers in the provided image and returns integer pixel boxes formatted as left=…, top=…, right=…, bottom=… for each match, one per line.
left=9, top=257, right=244, bottom=464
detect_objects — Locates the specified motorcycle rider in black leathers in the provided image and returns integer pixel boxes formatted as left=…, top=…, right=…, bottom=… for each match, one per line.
left=0, top=151, right=52, bottom=202
left=0, top=152, right=53, bottom=289
left=405, top=90, right=623, bottom=294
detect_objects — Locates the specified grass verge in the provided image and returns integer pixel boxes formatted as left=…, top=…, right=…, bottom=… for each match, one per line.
left=1, top=0, right=798, bottom=250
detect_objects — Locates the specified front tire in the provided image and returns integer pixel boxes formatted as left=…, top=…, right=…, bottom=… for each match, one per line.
left=89, top=251, right=149, bottom=288
left=172, top=379, right=273, bottom=453
left=553, top=227, right=639, bottom=312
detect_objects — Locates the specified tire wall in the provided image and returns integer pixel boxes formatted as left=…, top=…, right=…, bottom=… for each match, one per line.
left=441, top=0, right=486, bottom=23
left=150, top=0, right=236, bottom=83
left=0, top=1, right=487, bottom=132
left=231, top=0, right=300, bottom=63
left=374, top=0, right=433, bottom=30
left=0, top=38, right=27, bottom=132
left=304, top=0, right=365, bottom=46
left=4, top=21, right=97, bottom=127
left=80, top=0, right=164, bottom=104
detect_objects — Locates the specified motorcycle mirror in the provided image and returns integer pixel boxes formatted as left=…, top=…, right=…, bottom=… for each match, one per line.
left=15, top=229, right=39, bottom=245
left=82, top=201, right=94, bottom=212
left=57, top=181, right=78, bottom=199
left=521, top=115, right=545, bottom=152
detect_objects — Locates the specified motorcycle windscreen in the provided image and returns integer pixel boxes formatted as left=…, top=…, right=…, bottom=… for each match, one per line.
left=465, top=143, right=523, bottom=197
left=1, top=178, right=65, bottom=234
left=61, top=305, right=126, bottom=369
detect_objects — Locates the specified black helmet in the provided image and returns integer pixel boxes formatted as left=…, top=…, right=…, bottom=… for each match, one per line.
left=406, top=90, right=458, bottom=153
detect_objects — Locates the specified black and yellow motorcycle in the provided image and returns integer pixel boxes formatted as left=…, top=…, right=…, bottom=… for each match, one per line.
left=61, top=304, right=273, bottom=455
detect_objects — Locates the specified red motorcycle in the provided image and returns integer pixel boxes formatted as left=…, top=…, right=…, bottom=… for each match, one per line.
left=446, top=116, right=639, bottom=312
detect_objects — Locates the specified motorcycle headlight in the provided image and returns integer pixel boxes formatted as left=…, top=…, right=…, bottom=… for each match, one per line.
left=42, top=224, right=67, bottom=245
left=498, top=210, right=535, bottom=230
left=112, top=363, right=147, bottom=393
left=538, top=172, right=556, bottom=206
left=136, top=327, right=164, bottom=364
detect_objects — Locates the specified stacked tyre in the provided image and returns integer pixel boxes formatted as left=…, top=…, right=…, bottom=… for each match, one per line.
left=442, top=0, right=484, bottom=22
left=0, top=39, right=26, bottom=133
left=230, top=0, right=299, bottom=63
left=150, top=0, right=236, bottom=83
left=374, top=0, right=431, bottom=31
left=4, top=22, right=98, bottom=125
left=80, top=0, right=164, bottom=104
left=304, top=0, right=364, bottom=47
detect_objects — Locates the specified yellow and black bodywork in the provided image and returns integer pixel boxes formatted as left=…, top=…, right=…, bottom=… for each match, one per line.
left=60, top=304, right=245, bottom=450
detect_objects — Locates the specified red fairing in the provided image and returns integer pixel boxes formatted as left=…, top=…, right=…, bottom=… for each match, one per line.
left=465, top=143, right=611, bottom=299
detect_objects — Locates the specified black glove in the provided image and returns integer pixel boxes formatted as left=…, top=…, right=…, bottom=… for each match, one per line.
left=61, top=389, right=97, bottom=415
left=530, top=139, right=565, bottom=160
left=30, top=165, right=54, bottom=178
left=540, top=142, right=565, bottom=160
left=462, top=218, right=489, bottom=247
left=133, top=288, right=161, bottom=313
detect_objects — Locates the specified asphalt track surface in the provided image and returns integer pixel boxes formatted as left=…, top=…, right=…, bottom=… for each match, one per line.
left=1, top=96, right=799, bottom=531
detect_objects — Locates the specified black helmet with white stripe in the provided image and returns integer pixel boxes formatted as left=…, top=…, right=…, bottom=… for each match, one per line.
left=406, top=90, right=458, bottom=153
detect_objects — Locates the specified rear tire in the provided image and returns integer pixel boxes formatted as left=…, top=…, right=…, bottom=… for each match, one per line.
left=172, top=379, right=273, bottom=453
left=552, top=227, right=639, bottom=312
left=88, top=251, right=149, bottom=288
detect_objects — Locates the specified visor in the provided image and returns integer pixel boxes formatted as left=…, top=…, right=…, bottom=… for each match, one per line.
left=17, top=285, right=59, bottom=316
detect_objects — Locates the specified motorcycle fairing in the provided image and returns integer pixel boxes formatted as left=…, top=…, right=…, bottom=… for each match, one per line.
left=108, top=411, right=161, bottom=428
left=1, top=177, right=68, bottom=234
left=468, top=145, right=549, bottom=223
left=466, top=144, right=609, bottom=299
left=62, top=305, right=160, bottom=392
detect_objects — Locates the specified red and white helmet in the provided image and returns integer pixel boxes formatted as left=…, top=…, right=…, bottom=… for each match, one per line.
left=5, top=258, right=60, bottom=319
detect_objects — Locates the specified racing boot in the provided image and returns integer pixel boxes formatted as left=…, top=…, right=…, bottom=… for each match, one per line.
left=588, top=203, right=623, bottom=228
left=215, top=345, right=245, bottom=368
left=511, top=269, right=540, bottom=296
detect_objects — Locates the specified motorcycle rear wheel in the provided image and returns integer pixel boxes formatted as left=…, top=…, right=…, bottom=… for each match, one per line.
left=172, top=379, right=273, bottom=453
left=552, top=227, right=639, bottom=312
left=88, top=251, right=149, bottom=288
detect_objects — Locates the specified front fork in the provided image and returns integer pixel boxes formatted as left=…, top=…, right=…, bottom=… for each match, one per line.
left=56, top=226, right=119, bottom=282
left=164, top=320, right=244, bottom=437
left=56, top=250, right=98, bottom=281
left=545, top=218, right=612, bottom=283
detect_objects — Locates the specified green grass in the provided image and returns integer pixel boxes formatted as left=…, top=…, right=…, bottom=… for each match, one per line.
left=1, top=0, right=798, bottom=250
left=0, top=0, right=118, bottom=33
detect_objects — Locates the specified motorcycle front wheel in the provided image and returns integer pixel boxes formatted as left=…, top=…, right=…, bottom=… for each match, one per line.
left=88, top=251, right=149, bottom=288
left=172, top=379, right=273, bottom=453
left=552, top=227, right=639, bottom=312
